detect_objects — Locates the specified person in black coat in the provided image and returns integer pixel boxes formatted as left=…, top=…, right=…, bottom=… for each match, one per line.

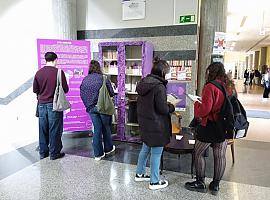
left=249, top=70, right=255, bottom=85
left=134, top=58, right=175, bottom=190
left=244, top=69, right=249, bottom=85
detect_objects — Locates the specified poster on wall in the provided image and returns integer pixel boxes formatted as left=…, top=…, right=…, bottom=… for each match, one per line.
left=212, top=32, right=226, bottom=55
left=37, top=39, right=91, bottom=132
left=167, top=82, right=186, bottom=111
left=122, top=0, right=145, bottom=20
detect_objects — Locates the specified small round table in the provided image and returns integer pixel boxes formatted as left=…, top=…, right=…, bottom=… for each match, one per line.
left=160, top=128, right=195, bottom=177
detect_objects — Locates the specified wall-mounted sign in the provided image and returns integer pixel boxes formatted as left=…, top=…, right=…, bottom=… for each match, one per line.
left=179, top=15, right=195, bottom=23
left=122, top=0, right=145, bottom=21
left=212, top=32, right=226, bottom=55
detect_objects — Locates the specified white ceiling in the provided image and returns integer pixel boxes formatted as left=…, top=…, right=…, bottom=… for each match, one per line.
left=226, top=0, right=270, bottom=52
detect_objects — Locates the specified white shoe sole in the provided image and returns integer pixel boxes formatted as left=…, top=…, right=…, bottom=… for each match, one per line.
left=134, top=177, right=150, bottom=182
left=149, top=181, right=168, bottom=190
left=94, top=153, right=105, bottom=161
left=105, top=145, right=116, bottom=155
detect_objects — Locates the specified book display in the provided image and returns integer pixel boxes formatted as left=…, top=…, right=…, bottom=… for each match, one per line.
left=166, top=60, right=193, bottom=81
left=99, top=41, right=153, bottom=142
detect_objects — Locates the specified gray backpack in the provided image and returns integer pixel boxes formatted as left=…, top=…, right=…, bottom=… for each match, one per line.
left=96, top=75, right=115, bottom=115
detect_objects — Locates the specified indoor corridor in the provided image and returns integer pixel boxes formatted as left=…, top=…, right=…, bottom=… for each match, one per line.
left=234, top=79, right=270, bottom=142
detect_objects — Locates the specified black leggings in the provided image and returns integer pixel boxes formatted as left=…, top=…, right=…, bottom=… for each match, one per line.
left=195, top=140, right=227, bottom=181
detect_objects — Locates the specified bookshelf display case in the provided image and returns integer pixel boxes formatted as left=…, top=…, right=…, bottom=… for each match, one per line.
left=166, top=60, right=193, bottom=81
left=99, top=41, right=153, bottom=143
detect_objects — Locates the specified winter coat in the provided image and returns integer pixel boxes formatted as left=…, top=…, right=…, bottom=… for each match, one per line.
left=194, top=80, right=226, bottom=143
left=136, top=74, right=175, bottom=147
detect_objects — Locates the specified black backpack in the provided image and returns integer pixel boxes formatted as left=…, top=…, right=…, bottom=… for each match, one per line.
left=229, top=95, right=249, bottom=138
left=210, top=81, right=249, bottom=139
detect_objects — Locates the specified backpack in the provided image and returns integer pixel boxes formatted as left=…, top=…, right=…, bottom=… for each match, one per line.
left=229, top=95, right=249, bottom=138
left=96, top=75, right=115, bottom=115
left=210, top=81, right=249, bottom=139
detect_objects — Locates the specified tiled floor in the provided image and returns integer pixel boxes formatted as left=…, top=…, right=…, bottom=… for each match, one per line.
left=235, top=80, right=270, bottom=142
left=1, top=155, right=270, bottom=200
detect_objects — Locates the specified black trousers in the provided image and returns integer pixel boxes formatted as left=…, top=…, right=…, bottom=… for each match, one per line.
left=263, top=87, right=270, bottom=98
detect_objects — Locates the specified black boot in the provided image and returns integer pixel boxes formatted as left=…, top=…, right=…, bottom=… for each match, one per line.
left=185, top=177, right=207, bottom=193
left=209, top=180, right=220, bottom=196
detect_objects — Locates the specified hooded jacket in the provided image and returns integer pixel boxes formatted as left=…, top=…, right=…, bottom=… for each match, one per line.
left=136, top=74, right=175, bottom=147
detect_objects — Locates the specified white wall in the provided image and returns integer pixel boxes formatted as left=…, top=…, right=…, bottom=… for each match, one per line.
left=77, top=0, right=198, bottom=30
left=0, top=0, right=59, bottom=154
left=0, top=0, right=56, bottom=97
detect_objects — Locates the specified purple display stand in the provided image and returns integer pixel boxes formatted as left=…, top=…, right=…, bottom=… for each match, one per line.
left=98, top=41, right=153, bottom=142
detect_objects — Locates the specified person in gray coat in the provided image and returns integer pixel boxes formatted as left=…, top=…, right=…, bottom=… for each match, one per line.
left=134, top=58, right=175, bottom=190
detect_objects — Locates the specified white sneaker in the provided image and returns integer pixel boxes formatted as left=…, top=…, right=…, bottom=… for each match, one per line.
left=105, top=145, right=116, bottom=155
left=134, top=174, right=151, bottom=182
left=149, top=180, right=168, bottom=190
left=94, top=153, right=105, bottom=161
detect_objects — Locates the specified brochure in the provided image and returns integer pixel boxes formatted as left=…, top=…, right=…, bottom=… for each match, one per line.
left=167, top=93, right=181, bottom=106
left=185, top=93, right=202, bottom=104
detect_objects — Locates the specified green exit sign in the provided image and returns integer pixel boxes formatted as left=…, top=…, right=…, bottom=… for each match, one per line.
left=179, top=15, right=195, bottom=23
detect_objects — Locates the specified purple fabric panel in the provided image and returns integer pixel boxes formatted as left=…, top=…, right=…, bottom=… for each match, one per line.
left=143, top=42, right=154, bottom=77
left=117, top=43, right=126, bottom=140
left=123, top=41, right=143, bottom=46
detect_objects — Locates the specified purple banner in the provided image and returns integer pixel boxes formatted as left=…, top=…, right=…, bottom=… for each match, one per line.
left=167, top=82, right=186, bottom=111
left=37, top=39, right=91, bottom=132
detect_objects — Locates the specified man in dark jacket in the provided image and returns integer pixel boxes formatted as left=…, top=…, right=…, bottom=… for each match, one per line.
left=33, top=52, right=69, bottom=160
left=134, top=59, right=174, bottom=190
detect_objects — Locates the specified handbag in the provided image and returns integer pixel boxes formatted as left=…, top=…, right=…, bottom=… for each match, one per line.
left=53, top=69, right=70, bottom=111
left=96, top=75, right=115, bottom=115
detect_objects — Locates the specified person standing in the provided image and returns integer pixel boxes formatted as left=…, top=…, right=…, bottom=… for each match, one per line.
left=254, top=69, right=261, bottom=85
left=33, top=52, right=69, bottom=160
left=261, top=66, right=270, bottom=98
left=185, top=62, right=228, bottom=196
left=80, top=60, right=115, bottom=161
left=244, top=69, right=249, bottom=85
left=134, top=58, right=175, bottom=190
left=249, top=70, right=255, bottom=86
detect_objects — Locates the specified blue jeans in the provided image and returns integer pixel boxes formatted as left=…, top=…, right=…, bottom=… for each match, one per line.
left=88, top=107, right=113, bottom=157
left=136, top=143, right=163, bottom=183
left=38, top=103, right=63, bottom=158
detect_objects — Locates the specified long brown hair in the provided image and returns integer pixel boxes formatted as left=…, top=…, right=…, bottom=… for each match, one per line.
left=88, top=60, right=102, bottom=74
left=205, top=62, right=226, bottom=83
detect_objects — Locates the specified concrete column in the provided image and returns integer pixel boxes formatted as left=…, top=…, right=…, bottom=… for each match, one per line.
left=260, top=47, right=267, bottom=66
left=197, top=0, right=228, bottom=94
left=249, top=54, right=253, bottom=69
left=52, top=0, right=77, bottom=40
left=254, top=51, right=260, bottom=69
